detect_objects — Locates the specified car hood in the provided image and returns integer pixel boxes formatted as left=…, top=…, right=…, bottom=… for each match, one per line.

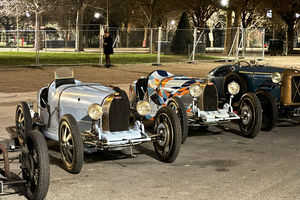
left=159, top=75, right=205, bottom=93
left=57, top=83, right=116, bottom=106
left=238, top=65, right=286, bottom=73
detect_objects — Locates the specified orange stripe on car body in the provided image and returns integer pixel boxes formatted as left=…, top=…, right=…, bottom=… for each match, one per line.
left=161, top=77, right=174, bottom=87
left=178, top=90, right=189, bottom=96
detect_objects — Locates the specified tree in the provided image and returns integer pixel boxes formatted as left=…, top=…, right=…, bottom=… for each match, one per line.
left=187, top=0, right=220, bottom=28
left=264, top=0, right=300, bottom=53
left=170, top=12, right=193, bottom=54
left=0, top=0, right=27, bottom=47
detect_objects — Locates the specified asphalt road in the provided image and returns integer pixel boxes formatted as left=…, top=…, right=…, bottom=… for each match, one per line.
left=1, top=56, right=300, bottom=199
left=1, top=115, right=300, bottom=199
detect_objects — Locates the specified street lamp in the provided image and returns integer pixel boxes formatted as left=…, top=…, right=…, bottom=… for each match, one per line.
left=25, top=11, right=31, bottom=18
left=267, top=10, right=272, bottom=18
left=94, top=12, right=101, bottom=19
left=221, top=0, right=228, bottom=7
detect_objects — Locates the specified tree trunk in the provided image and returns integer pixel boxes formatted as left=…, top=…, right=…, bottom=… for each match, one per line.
left=126, top=25, right=130, bottom=48
left=64, top=20, right=70, bottom=48
left=143, top=27, right=148, bottom=47
left=233, top=7, right=242, bottom=56
left=224, top=9, right=233, bottom=54
left=287, top=23, right=295, bottom=53
left=34, top=11, right=43, bottom=50
left=75, top=4, right=86, bottom=52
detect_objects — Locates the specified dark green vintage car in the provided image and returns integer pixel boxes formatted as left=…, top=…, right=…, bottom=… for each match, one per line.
left=208, top=61, right=300, bottom=131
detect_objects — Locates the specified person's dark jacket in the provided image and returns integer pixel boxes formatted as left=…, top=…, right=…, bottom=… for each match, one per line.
left=103, top=36, right=114, bottom=54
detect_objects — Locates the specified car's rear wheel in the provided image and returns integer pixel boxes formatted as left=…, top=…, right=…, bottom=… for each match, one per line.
left=256, top=90, right=278, bottom=131
left=238, top=93, right=262, bottom=138
left=22, top=130, right=50, bottom=200
left=153, top=107, right=181, bottom=163
left=168, top=97, right=188, bottom=144
left=224, top=72, right=248, bottom=105
left=59, top=114, right=83, bottom=174
left=15, top=102, right=32, bottom=145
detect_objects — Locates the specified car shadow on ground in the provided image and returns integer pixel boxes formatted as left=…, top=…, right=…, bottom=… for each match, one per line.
left=46, top=139, right=149, bottom=170
left=276, top=119, right=300, bottom=128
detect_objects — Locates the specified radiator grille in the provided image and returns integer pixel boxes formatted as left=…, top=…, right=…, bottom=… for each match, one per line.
left=291, top=76, right=300, bottom=104
left=109, top=92, right=129, bottom=132
left=198, top=84, right=218, bottom=111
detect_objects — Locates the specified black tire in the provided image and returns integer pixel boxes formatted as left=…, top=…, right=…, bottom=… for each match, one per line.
left=15, top=102, right=32, bottom=145
left=224, top=72, right=248, bottom=104
left=238, top=93, right=262, bottom=138
left=168, top=97, right=188, bottom=144
left=129, top=84, right=139, bottom=123
left=59, top=114, right=84, bottom=174
left=256, top=90, right=278, bottom=131
left=153, top=107, right=181, bottom=163
left=22, top=130, right=50, bottom=200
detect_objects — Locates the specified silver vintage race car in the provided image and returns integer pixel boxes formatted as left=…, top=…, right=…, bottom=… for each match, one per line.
left=129, top=70, right=263, bottom=142
left=15, top=68, right=181, bottom=174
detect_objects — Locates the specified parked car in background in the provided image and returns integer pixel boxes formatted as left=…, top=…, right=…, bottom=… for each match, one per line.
left=129, top=70, right=262, bottom=141
left=208, top=61, right=300, bottom=131
left=15, top=68, right=181, bottom=174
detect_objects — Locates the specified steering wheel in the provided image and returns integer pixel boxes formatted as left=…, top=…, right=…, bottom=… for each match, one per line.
left=234, top=61, right=251, bottom=68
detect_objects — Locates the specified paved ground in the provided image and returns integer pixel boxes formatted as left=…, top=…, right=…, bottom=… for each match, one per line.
left=0, top=56, right=300, bottom=199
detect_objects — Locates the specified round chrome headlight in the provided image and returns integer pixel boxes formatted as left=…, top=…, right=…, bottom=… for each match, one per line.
left=227, top=81, right=240, bottom=95
left=190, top=84, right=201, bottom=97
left=88, top=103, right=103, bottom=120
left=136, top=100, right=151, bottom=116
left=271, top=72, right=282, bottom=83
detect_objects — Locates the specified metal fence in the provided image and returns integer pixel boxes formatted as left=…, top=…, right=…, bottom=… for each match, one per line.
left=0, top=26, right=266, bottom=66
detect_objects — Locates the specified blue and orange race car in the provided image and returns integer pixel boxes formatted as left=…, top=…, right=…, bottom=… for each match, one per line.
left=129, top=70, right=263, bottom=143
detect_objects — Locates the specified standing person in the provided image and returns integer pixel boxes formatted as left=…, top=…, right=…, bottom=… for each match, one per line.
left=103, top=31, right=114, bottom=68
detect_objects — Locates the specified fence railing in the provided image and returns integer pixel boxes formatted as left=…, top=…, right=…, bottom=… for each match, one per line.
left=0, top=26, right=266, bottom=66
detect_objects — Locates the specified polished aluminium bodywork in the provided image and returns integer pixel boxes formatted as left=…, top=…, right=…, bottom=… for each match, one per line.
left=35, top=80, right=151, bottom=151
left=129, top=70, right=240, bottom=126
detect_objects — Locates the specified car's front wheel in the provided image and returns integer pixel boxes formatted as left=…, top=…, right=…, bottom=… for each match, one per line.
left=168, top=97, right=188, bottom=144
left=59, top=114, right=84, bottom=174
left=238, top=93, right=262, bottom=138
left=22, top=130, right=50, bottom=200
left=15, top=102, right=32, bottom=145
left=153, top=107, right=181, bottom=163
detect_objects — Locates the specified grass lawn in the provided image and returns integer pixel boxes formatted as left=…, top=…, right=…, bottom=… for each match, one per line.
left=0, top=51, right=220, bottom=66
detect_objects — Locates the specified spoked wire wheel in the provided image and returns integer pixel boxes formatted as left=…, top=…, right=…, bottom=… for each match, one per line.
left=153, top=107, right=181, bottom=163
left=60, top=121, right=74, bottom=168
left=15, top=102, right=32, bottom=145
left=22, top=130, right=49, bottom=200
left=59, top=114, right=83, bottom=174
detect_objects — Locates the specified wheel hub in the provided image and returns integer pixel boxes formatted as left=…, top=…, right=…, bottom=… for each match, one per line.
left=156, top=123, right=168, bottom=146
left=241, top=105, right=252, bottom=125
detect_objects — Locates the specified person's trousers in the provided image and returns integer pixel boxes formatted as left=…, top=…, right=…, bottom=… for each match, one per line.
left=105, top=54, right=110, bottom=66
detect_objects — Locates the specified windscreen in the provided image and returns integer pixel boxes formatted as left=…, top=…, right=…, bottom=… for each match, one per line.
left=55, top=67, right=74, bottom=80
